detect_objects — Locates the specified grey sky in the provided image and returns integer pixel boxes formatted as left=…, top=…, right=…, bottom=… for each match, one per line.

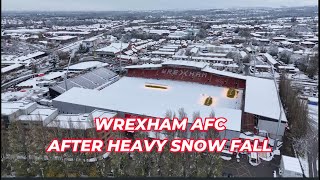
left=2, top=0, right=318, bottom=11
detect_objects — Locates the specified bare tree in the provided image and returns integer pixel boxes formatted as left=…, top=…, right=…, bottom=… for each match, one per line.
left=7, top=120, right=32, bottom=176
left=306, top=53, right=319, bottom=78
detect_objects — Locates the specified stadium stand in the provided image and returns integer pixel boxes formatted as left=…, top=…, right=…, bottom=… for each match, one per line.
left=49, top=67, right=119, bottom=98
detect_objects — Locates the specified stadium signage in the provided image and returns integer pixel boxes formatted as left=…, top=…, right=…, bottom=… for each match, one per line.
left=161, top=68, right=207, bottom=78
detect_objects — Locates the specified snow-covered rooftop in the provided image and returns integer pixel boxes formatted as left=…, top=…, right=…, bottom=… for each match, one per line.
left=3, top=28, right=47, bottom=34
left=64, top=61, right=103, bottom=70
left=1, top=64, right=23, bottom=73
left=13, top=51, right=46, bottom=62
left=53, top=77, right=243, bottom=131
left=95, top=43, right=130, bottom=53
left=47, top=109, right=117, bottom=129
left=150, top=51, right=175, bottom=55
left=1, top=101, right=37, bottom=116
left=198, top=52, right=227, bottom=57
left=125, top=64, right=162, bottom=69
left=202, top=66, right=246, bottom=80
left=48, top=35, right=77, bottom=41
left=18, top=107, right=58, bottom=124
left=47, top=31, right=90, bottom=35
left=282, top=155, right=303, bottom=174
left=244, top=76, right=287, bottom=122
left=162, top=60, right=208, bottom=69
left=264, top=53, right=278, bottom=65
left=42, top=71, right=66, bottom=80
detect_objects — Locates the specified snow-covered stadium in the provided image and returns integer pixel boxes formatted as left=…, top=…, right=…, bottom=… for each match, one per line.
left=52, top=60, right=287, bottom=140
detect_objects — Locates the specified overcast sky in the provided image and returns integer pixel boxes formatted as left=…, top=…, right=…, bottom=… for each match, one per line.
left=2, top=0, right=318, bottom=11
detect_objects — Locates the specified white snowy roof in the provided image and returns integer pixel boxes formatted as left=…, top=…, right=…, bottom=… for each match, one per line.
left=116, top=55, right=138, bottom=60
left=13, top=51, right=46, bottom=62
left=47, top=114, right=93, bottom=129
left=305, top=37, right=318, bottom=42
left=47, top=31, right=90, bottom=35
left=226, top=63, right=239, bottom=68
left=273, top=37, right=287, bottom=40
left=301, top=41, right=316, bottom=45
left=158, top=48, right=176, bottom=52
left=91, top=109, right=117, bottom=119
left=255, top=64, right=271, bottom=68
left=308, top=97, right=318, bottom=102
left=192, top=57, right=233, bottom=62
left=244, top=76, right=287, bottom=122
left=240, top=51, right=247, bottom=58
left=95, top=43, right=129, bottom=53
left=64, top=61, right=103, bottom=70
left=263, top=53, right=278, bottom=65
left=251, top=33, right=262, bottom=37
left=198, top=52, right=227, bottom=57
left=162, top=60, right=208, bottom=69
left=280, top=41, right=294, bottom=45
left=1, top=64, right=23, bottom=73
left=281, top=155, right=303, bottom=174
left=48, top=35, right=77, bottom=41
left=53, top=77, right=243, bottom=131
left=16, top=76, right=53, bottom=87
left=150, top=57, right=162, bottom=62
left=42, top=71, right=66, bottom=80
left=18, top=107, right=58, bottom=123
left=125, top=64, right=162, bottom=69
left=148, top=29, right=170, bottom=35
left=212, top=63, right=225, bottom=67
left=47, top=110, right=116, bottom=129
left=150, top=51, right=175, bottom=55
left=202, top=66, right=246, bottom=80
left=1, top=101, right=37, bottom=115
left=287, top=38, right=300, bottom=42
left=3, top=29, right=47, bottom=34
left=58, top=40, right=83, bottom=52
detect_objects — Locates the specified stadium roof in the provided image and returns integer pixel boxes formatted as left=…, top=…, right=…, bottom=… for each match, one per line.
left=162, top=60, right=209, bottom=69
left=124, top=61, right=247, bottom=80
left=244, top=76, right=287, bottom=122
left=53, top=77, right=243, bottom=132
left=201, top=66, right=246, bottom=80
left=50, top=67, right=118, bottom=94
left=125, top=64, right=162, bottom=69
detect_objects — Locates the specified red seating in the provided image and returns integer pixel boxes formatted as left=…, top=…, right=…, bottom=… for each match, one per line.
left=127, top=68, right=247, bottom=89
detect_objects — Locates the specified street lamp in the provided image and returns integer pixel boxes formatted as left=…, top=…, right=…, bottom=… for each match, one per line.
left=110, top=36, right=124, bottom=72
left=40, top=167, right=44, bottom=178
left=110, top=44, right=123, bottom=69
left=64, top=50, right=76, bottom=92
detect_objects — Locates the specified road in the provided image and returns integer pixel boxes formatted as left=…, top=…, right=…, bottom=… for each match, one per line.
left=307, top=126, right=319, bottom=177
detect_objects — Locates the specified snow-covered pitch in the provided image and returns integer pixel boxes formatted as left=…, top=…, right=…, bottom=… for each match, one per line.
left=53, top=77, right=243, bottom=132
